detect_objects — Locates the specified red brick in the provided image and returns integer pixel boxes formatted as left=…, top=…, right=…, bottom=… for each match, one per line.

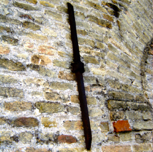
left=58, top=135, right=77, bottom=144
left=113, top=120, right=132, bottom=133
left=102, top=145, right=132, bottom=152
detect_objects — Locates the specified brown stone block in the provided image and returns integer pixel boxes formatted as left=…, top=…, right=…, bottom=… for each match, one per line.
left=13, top=117, right=39, bottom=127
left=58, top=135, right=77, bottom=144
left=113, top=120, right=132, bottom=133
left=31, top=55, right=51, bottom=65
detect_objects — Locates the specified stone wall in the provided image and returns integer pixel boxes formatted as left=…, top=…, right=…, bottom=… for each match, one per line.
left=0, top=0, right=152, bottom=151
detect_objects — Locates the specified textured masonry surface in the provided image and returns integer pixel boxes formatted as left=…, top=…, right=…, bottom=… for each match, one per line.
left=0, top=0, right=153, bottom=152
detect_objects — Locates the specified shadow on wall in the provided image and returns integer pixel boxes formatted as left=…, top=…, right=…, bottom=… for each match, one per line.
left=140, top=38, right=153, bottom=106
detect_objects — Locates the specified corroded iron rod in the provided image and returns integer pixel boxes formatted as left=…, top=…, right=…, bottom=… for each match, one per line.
left=67, top=3, right=92, bottom=150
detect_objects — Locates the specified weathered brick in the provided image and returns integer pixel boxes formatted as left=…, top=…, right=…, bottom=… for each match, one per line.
left=110, top=111, right=125, bottom=121
left=19, top=132, right=33, bottom=143
left=107, top=100, right=151, bottom=111
left=53, top=60, right=69, bottom=68
left=0, top=87, right=24, bottom=98
left=84, top=76, right=97, bottom=84
left=107, top=134, right=120, bottom=143
left=67, top=106, right=80, bottom=115
left=78, top=37, right=95, bottom=47
left=35, top=102, right=64, bottom=114
left=84, top=1, right=107, bottom=13
left=91, top=68, right=107, bottom=76
left=120, top=132, right=132, bottom=141
left=63, top=121, right=83, bottom=130
left=132, top=143, right=152, bottom=152
left=13, top=2, right=38, bottom=10
left=0, top=75, right=18, bottom=84
left=23, top=32, right=48, bottom=41
left=27, top=64, right=56, bottom=78
left=4, top=101, right=32, bottom=111
left=0, top=58, right=26, bottom=71
left=107, top=52, right=130, bottom=68
left=135, top=132, right=152, bottom=143
left=125, top=111, right=142, bottom=120
left=102, top=145, right=131, bottom=152
left=13, top=117, right=39, bottom=127
left=24, top=78, right=44, bottom=86
left=83, top=55, right=99, bottom=64
left=23, top=21, right=40, bottom=31
left=96, top=42, right=105, bottom=49
left=38, top=45, right=55, bottom=55
left=80, top=46, right=105, bottom=58
left=58, top=135, right=77, bottom=144
left=2, top=35, right=18, bottom=45
left=133, top=120, right=153, bottom=130
left=107, top=91, right=134, bottom=101
left=113, top=120, right=132, bottom=133
left=70, top=95, right=97, bottom=105
left=45, top=82, right=73, bottom=90
left=31, top=55, right=51, bottom=65
left=45, top=10, right=63, bottom=22
left=41, top=117, right=57, bottom=128
left=77, top=29, right=87, bottom=36
left=40, top=1, right=54, bottom=7
left=42, top=28, right=57, bottom=37
left=89, top=107, right=103, bottom=117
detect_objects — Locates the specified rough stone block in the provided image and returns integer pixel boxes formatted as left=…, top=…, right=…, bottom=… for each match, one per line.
left=133, top=120, right=153, bottom=130
left=4, top=101, right=32, bottom=111
left=35, top=102, right=64, bottom=114
left=22, top=21, right=40, bottom=31
left=63, top=121, right=83, bottom=130
left=41, top=117, right=57, bottom=128
left=45, top=10, right=63, bottom=21
left=83, top=55, right=99, bottom=64
left=58, top=135, right=77, bottom=144
left=132, top=143, right=152, bottom=152
left=0, top=58, right=26, bottom=71
left=2, top=35, right=18, bottom=45
left=13, top=2, right=38, bottom=10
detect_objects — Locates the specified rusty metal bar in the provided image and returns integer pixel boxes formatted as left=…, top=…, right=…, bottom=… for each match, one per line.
left=67, top=3, right=92, bottom=150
